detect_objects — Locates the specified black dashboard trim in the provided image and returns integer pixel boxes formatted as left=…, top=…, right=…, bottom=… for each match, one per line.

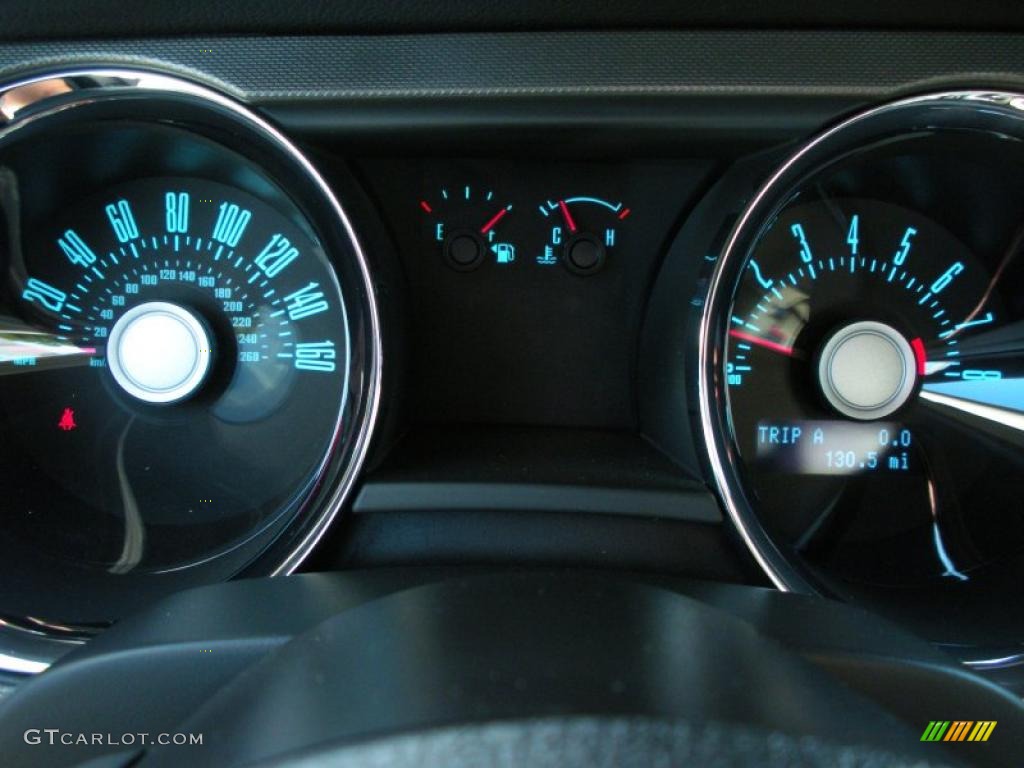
left=4, top=1, right=1024, bottom=40
left=0, top=31, right=1024, bottom=105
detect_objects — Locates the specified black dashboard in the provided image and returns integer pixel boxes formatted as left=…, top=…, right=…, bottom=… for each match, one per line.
left=2, top=4, right=1024, bottom=766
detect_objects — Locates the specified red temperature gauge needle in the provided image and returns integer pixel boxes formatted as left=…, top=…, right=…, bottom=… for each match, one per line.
left=557, top=200, right=578, bottom=233
left=729, top=328, right=795, bottom=357
left=480, top=205, right=511, bottom=235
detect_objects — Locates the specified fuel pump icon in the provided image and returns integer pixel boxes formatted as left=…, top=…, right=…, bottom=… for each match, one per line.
left=491, top=242, right=516, bottom=264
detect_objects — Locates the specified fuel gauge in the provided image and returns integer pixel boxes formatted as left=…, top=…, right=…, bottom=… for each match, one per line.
left=537, top=196, right=631, bottom=274
left=420, top=185, right=516, bottom=271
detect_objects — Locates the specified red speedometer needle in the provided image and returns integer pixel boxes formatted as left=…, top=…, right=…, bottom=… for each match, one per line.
left=480, top=205, right=511, bottom=235
left=729, top=329, right=795, bottom=357
left=558, top=200, right=578, bottom=233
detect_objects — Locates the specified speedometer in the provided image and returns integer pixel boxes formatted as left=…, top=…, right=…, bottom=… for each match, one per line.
left=6, top=176, right=349, bottom=573
left=700, top=91, right=1024, bottom=659
left=0, top=70, right=380, bottom=666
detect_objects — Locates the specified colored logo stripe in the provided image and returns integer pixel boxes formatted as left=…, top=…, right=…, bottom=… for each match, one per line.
left=921, top=721, right=949, bottom=741
left=921, top=720, right=996, bottom=742
left=968, top=721, right=997, bottom=742
left=944, top=721, right=973, bottom=741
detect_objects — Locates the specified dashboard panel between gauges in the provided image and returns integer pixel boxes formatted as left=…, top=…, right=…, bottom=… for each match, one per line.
left=0, top=71, right=380, bottom=639
left=360, top=157, right=713, bottom=428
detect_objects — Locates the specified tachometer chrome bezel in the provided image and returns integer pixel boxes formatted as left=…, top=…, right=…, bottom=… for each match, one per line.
left=699, top=89, right=1024, bottom=597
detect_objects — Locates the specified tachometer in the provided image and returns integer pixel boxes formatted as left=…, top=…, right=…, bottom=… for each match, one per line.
left=700, top=91, right=1024, bottom=658
left=724, top=197, right=999, bottom=567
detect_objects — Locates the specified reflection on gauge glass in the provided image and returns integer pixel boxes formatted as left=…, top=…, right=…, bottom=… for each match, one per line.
left=3, top=177, right=349, bottom=573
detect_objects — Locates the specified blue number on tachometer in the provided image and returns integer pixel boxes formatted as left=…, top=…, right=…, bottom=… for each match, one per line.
left=846, top=214, right=859, bottom=255
left=930, top=261, right=964, bottom=295
left=893, top=227, right=917, bottom=266
left=961, top=369, right=1002, bottom=381
left=790, top=223, right=813, bottom=263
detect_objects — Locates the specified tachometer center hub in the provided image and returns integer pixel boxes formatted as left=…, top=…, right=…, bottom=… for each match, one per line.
left=818, top=320, right=916, bottom=420
left=107, top=301, right=212, bottom=404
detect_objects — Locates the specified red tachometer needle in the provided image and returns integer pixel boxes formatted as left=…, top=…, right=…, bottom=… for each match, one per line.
left=558, top=200, right=578, bottom=233
left=729, top=328, right=795, bottom=357
left=910, top=337, right=927, bottom=376
left=480, top=205, right=511, bottom=235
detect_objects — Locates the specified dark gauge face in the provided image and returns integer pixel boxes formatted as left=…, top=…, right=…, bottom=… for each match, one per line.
left=1, top=177, right=349, bottom=577
left=699, top=92, right=1024, bottom=656
left=725, top=194, right=1024, bottom=588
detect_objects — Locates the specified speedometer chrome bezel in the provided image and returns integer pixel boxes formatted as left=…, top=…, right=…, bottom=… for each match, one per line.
left=699, top=89, right=1024, bottom=598
left=0, top=67, right=383, bottom=674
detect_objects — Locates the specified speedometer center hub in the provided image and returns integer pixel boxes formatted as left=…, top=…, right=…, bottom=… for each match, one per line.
left=818, top=320, right=916, bottom=421
left=107, top=301, right=212, bottom=404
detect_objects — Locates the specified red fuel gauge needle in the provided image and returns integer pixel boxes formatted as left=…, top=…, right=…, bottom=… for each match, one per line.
left=480, top=205, right=511, bottom=235
left=729, top=328, right=796, bottom=357
left=557, top=200, right=578, bottom=233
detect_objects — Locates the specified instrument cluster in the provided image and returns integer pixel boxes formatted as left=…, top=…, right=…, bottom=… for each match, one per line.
left=1, top=65, right=1023, bottom=680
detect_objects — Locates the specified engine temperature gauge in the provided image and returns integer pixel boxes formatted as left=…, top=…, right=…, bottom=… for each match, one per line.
left=537, top=196, right=631, bottom=274
left=420, top=185, right=515, bottom=271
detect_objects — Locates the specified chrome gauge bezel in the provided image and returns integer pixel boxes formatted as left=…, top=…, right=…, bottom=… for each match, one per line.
left=699, top=89, right=1024, bottom=600
left=0, top=68, right=382, bottom=673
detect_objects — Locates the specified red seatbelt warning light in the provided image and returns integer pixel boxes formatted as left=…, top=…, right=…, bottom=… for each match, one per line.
left=58, top=408, right=77, bottom=431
